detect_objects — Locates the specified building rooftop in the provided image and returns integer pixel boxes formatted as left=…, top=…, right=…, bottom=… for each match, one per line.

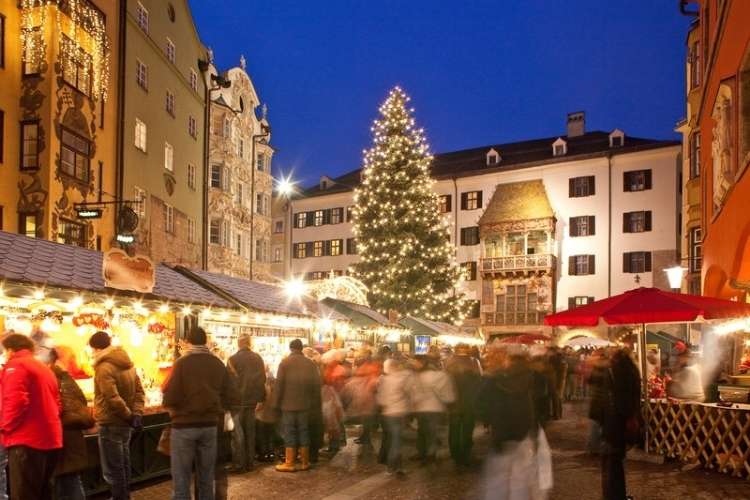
left=0, top=231, right=233, bottom=307
left=478, top=180, right=554, bottom=225
left=302, top=130, right=678, bottom=197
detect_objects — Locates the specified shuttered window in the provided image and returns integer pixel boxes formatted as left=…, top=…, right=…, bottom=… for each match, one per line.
left=568, top=255, right=595, bottom=276
left=623, top=170, right=652, bottom=192
left=623, top=211, right=652, bottom=233
left=623, top=252, right=652, bottom=273
left=568, top=176, right=595, bottom=197
left=570, top=216, right=595, bottom=237
left=460, top=191, right=482, bottom=210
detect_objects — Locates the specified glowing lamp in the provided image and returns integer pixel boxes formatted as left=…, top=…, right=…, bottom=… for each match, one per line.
left=664, top=266, right=687, bottom=290
left=284, top=278, right=306, bottom=299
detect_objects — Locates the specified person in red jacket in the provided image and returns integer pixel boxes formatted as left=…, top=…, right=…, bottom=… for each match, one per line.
left=1, top=334, right=63, bottom=500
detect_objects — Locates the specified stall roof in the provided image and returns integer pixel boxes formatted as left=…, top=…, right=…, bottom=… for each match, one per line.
left=320, top=297, right=395, bottom=328
left=176, top=267, right=328, bottom=318
left=0, top=231, right=233, bottom=308
left=400, top=316, right=463, bottom=336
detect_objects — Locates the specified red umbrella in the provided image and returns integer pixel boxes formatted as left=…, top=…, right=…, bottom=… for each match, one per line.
left=544, top=287, right=750, bottom=454
left=544, top=287, right=750, bottom=327
left=498, top=333, right=551, bottom=344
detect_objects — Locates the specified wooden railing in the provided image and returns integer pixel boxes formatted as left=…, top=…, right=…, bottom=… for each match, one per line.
left=647, top=400, right=750, bottom=479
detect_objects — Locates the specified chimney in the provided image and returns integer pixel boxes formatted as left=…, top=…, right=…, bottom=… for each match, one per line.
left=566, top=111, right=585, bottom=137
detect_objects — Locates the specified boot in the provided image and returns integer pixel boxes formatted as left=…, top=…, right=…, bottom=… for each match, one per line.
left=298, top=447, right=311, bottom=471
left=275, top=448, right=297, bottom=472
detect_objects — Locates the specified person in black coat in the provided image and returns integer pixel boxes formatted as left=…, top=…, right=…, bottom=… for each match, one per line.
left=226, top=334, right=266, bottom=473
left=445, top=344, right=481, bottom=466
left=589, top=348, right=641, bottom=500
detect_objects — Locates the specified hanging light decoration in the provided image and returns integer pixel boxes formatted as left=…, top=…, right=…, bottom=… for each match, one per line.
left=21, top=0, right=111, bottom=101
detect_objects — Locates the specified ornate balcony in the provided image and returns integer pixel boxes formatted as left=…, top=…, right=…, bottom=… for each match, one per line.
left=480, top=254, right=556, bottom=277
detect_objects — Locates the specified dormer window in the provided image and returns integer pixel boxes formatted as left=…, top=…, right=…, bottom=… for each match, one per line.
left=609, top=129, right=625, bottom=148
left=320, top=175, right=333, bottom=190
left=486, top=148, right=500, bottom=166
left=553, top=138, right=567, bottom=157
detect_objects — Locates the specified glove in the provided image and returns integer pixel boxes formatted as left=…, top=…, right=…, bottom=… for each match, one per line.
left=130, top=414, right=143, bottom=431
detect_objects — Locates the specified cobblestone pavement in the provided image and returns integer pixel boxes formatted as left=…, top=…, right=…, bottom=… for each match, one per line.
left=132, top=402, right=750, bottom=500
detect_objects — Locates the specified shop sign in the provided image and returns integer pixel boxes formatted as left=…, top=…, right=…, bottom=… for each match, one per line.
left=415, top=335, right=431, bottom=355
left=102, top=249, right=155, bottom=294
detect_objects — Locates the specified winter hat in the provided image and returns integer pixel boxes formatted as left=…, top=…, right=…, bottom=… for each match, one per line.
left=88, top=331, right=112, bottom=350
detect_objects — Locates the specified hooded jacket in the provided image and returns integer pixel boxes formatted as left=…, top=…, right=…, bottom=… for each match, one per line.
left=93, top=346, right=145, bottom=427
left=376, top=363, right=414, bottom=417
left=1, top=349, right=63, bottom=450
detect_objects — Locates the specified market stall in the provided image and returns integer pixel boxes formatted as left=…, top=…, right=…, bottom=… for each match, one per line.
left=0, top=231, right=236, bottom=493
left=544, top=286, right=750, bottom=479
left=320, top=297, right=411, bottom=353
left=399, top=315, right=484, bottom=353
left=175, top=268, right=348, bottom=374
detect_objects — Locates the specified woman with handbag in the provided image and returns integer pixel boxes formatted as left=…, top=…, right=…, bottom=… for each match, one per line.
left=43, top=348, right=95, bottom=500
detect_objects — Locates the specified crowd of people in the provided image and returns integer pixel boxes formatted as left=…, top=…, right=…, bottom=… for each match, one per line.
left=0, top=325, right=646, bottom=500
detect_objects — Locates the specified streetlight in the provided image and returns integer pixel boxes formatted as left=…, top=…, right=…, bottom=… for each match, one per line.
left=284, top=277, right=306, bottom=299
left=664, top=265, right=687, bottom=290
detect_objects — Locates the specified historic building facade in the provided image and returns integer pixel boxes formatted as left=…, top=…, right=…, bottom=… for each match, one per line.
left=677, top=7, right=704, bottom=295
left=0, top=0, right=119, bottom=249
left=206, top=58, right=273, bottom=280
left=286, top=113, right=680, bottom=335
left=690, top=0, right=750, bottom=300
left=118, top=0, right=207, bottom=268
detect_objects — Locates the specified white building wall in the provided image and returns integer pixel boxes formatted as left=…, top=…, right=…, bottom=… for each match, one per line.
left=288, top=145, right=680, bottom=312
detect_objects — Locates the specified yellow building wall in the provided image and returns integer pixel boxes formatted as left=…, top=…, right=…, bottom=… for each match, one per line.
left=0, top=1, right=119, bottom=250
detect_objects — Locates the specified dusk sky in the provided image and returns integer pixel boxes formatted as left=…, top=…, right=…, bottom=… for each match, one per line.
left=190, top=0, right=693, bottom=187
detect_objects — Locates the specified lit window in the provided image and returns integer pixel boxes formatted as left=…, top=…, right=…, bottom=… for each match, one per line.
left=462, top=262, right=477, bottom=281
left=462, top=191, right=481, bottom=210
left=136, top=60, right=148, bottom=90
left=313, top=241, right=324, bottom=257
left=568, top=296, right=594, bottom=309
left=60, top=128, right=91, bottom=182
left=295, top=212, right=307, bottom=229
left=294, top=242, right=307, bottom=259
left=19, top=212, right=39, bottom=238
left=134, top=118, right=147, bottom=152
left=136, top=2, right=149, bottom=32
left=314, top=210, right=324, bottom=226
left=22, top=29, right=43, bottom=75
left=61, top=36, right=91, bottom=95
left=165, top=91, right=175, bottom=116
left=165, top=38, right=175, bottom=64
left=164, top=142, right=174, bottom=172
left=330, top=239, right=342, bottom=256
left=494, top=285, right=540, bottom=325
left=163, top=204, right=174, bottom=234
left=187, top=163, right=196, bottom=190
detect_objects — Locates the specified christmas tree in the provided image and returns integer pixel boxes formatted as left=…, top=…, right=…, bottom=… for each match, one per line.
left=352, top=87, right=467, bottom=323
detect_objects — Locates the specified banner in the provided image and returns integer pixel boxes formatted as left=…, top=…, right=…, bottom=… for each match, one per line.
left=102, top=249, right=155, bottom=294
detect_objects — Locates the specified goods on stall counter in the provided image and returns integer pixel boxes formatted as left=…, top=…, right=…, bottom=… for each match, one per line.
left=72, top=312, right=110, bottom=330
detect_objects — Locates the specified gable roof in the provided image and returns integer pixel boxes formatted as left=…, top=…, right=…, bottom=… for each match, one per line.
left=478, top=180, right=554, bottom=225
left=175, top=267, right=321, bottom=317
left=303, top=131, right=678, bottom=197
left=0, top=231, right=232, bottom=307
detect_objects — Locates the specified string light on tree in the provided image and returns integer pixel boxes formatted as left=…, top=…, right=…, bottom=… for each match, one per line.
left=352, top=86, right=468, bottom=324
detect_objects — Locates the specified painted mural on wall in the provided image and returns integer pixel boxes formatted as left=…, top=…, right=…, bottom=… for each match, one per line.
left=712, top=82, right=735, bottom=211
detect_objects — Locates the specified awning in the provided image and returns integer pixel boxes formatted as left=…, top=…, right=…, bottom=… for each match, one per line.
left=320, top=297, right=397, bottom=329
left=0, top=231, right=232, bottom=308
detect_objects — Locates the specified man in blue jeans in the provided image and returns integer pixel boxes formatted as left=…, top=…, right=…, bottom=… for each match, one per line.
left=271, top=339, right=321, bottom=472
left=90, top=331, right=145, bottom=500
left=163, top=327, right=234, bottom=499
